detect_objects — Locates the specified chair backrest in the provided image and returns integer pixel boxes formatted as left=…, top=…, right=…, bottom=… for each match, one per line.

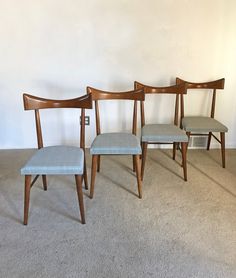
left=134, top=81, right=187, bottom=127
left=176, top=78, right=225, bottom=118
left=23, top=93, right=93, bottom=149
left=86, top=87, right=145, bottom=136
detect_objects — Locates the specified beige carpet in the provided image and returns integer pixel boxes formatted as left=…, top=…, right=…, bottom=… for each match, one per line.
left=0, top=149, right=236, bottom=278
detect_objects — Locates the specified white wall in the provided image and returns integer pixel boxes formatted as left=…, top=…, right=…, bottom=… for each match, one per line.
left=0, top=0, right=236, bottom=149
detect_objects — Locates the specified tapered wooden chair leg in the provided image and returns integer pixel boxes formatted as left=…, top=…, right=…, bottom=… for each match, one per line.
left=207, top=132, right=212, bottom=150
left=186, top=132, right=191, bottom=150
left=141, top=142, right=148, bottom=181
left=24, top=175, right=32, bottom=225
left=42, top=175, right=47, bottom=191
left=181, top=142, right=187, bottom=181
left=83, top=155, right=88, bottom=190
left=220, top=132, right=226, bottom=168
left=173, top=142, right=177, bottom=160
left=132, top=155, right=136, bottom=172
left=135, top=155, right=142, bottom=199
left=90, top=155, right=98, bottom=199
left=97, top=155, right=101, bottom=172
left=75, top=175, right=85, bottom=224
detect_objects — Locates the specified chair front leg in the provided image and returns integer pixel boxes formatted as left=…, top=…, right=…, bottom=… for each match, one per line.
left=24, top=175, right=32, bottom=225
left=90, top=155, right=98, bottom=199
left=75, top=175, right=85, bottom=224
left=134, top=155, right=142, bottom=199
left=207, top=132, right=212, bottom=150
left=141, top=142, right=148, bottom=181
left=42, top=175, right=47, bottom=191
left=97, top=155, right=101, bottom=172
left=181, top=142, right=187, bottom=181
left=220, top=132, right=226, bottom=168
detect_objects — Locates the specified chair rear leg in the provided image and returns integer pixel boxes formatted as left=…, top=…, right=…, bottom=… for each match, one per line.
left=181, top=142, right=187, bottom=181
left=83, top=155, right=88, bottom=190
left=173, top=142, right=177, bottom=160
left=186, top=132, right=191, bottom=148
left=24, top=175, right=32, bottom=225
left=207, top=132, right=212, bottom=150
left=97, top=155, right=101, bottom=172
left=220, top=132, right=226, bottom=168
left=141, top=142, right=148, bottom=181
left=75, top=175, right=85, bottom=224
left=90, top=155, right=98, bottom=199
left=42, top=175, right=47, bottom=191
left=135, top=155, right=142, bottom=199
left=132, top=155, right=136, bottom=172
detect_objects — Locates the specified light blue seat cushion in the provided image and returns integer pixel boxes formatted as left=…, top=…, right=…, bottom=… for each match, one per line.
left=142, top=124, right=188, bottom=143
left=90, top=133, right=141, bottom=155
left=182, top=116, right=228, bottom=132
left=21, top=146, right=84, bottom=175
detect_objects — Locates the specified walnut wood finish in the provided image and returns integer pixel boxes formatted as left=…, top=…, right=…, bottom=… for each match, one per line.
left=23, top=93, right=93, bottom=110
left=176, top=78, right=225, bottom=90
left=23, top=175, right=31, bottom=225
left=134, top=154, right=142, bottom=198
left=134, top=81, right=188, bottom=181
left=75, top=175, right=85, bottom=224
left=22, top=93, right=92, bottom=224
left=176, top=77, right=226, bottom=168
left=87, top=86, right=145, bottom=199
left=132, top=100, right=138, bottom=172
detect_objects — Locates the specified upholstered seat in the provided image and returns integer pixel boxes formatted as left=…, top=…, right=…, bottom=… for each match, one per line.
left=142, top=124, right=188, bottom=143
left=182, top=116, right=228, bottom=133
left=90, top=133, right=141, bottom=155
left=21, top=146, right=84, bottom=175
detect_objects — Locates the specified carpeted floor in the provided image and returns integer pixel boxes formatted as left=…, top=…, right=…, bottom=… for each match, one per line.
left=0, top=148, right=236, bottom=278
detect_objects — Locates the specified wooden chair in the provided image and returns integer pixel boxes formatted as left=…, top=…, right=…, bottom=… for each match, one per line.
left=176, top=78, right=227, bottom=168
left=87, top=86, right=145, bottom=199
left=20, top=93, right=92, bottom=225
left=134, top=81, right=188, bottom=181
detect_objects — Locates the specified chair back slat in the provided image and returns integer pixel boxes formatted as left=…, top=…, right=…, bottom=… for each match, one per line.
left=174, top=94, right=179, bottom=126
left=140, top=101, right=145, bottom=128
left=87, top=87, right=144, bottom=135
left=35, top=110, right=43, bottom=149
left=211, top=89, right=217, bottom=118
left=95, top=100, right=101, bottom=135
left=132, top=101, right=137, bottom=135
left=80, top=108, right=85, bottom=149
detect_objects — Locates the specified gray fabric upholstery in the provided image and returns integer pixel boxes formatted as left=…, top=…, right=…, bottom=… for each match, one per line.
left=21, top=146, right=84, bottom=175
left=90, top=133, right=141, bottom=155
left=182, top=116, right=228, bottom=132
left=142, top=124, right=188, bottom=143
